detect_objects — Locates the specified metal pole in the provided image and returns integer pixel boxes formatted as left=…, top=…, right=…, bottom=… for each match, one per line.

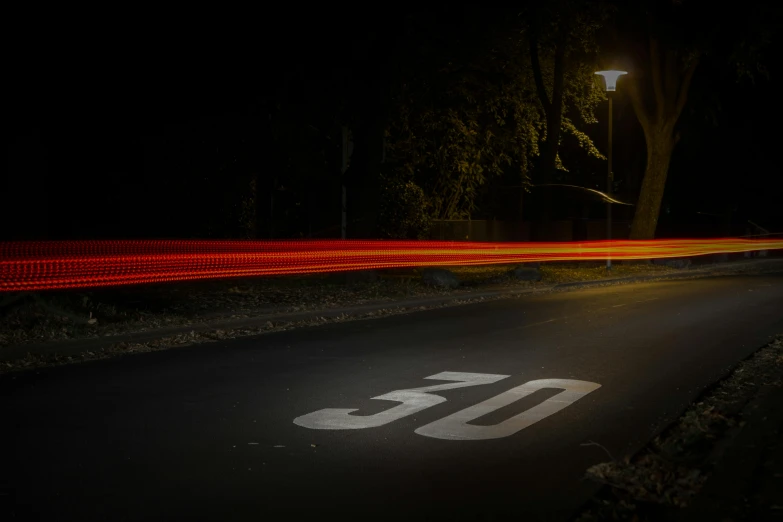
left=341, top=186, right=347, bottom=239
left=341, top=126, right=348, bottom=239
left=607, top=95, right=613, bottom=271
left=270, top=177, right=275, bottom=239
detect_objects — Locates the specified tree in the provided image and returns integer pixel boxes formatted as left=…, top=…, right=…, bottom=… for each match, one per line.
left=385, top=8, right=605, bottom=224
left=615, top=0, right=777, bottom=238
left=384, top=9, right=542, bottom=220
left=339, top=10, right=408, bottom=238
left=524, top=1, right=609, bottom=236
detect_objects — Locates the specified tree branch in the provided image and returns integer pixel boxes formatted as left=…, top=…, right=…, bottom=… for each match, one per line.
left=550, top=30, right=567, bottom=126
left=674, top=58, right=699, bottom=120
left=529, top=35, right=551, bottom=114
left=649, top=35, right=667, bottom=121
left=625, top=74, right=651, bottom=133
left=663, top=49, right=679, bottom=110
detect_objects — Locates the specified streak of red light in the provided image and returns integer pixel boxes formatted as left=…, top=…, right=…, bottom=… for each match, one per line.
left=0, top=238, right=780, bottom=291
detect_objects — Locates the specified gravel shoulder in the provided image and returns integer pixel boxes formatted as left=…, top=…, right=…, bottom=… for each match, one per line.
left=1, top=257, right=781, bottom=373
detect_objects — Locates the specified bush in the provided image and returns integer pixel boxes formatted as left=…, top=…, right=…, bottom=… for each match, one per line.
left=378, top=178, right=432, bottom=239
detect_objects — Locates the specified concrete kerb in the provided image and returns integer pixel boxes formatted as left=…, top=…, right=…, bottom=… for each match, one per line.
left=0, top=286, right=549, bottom=362
left=554, top=258, right=783, bottom=290
left=553, top=267, right=710, bottom=289
left=2, top=258, right=783, bottom=363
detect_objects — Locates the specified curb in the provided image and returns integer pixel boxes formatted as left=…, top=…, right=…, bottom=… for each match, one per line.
left=3, top=259, right=783, bottom=363
left=670, top=383, right=783, bottom=522
left=554, top=258, right=783, bottom=289
left=570, top=334, right=783, bottom=522
left=553, top=267, right=712, bottom=289
left=0, top=286, right=551, bottom=362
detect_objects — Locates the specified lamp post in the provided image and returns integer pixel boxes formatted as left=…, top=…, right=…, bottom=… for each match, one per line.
left=595, top=70, right=627, bottom=271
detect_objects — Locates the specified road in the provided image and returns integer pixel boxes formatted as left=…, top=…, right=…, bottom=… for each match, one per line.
left=2, top=274, right=783, bottom=521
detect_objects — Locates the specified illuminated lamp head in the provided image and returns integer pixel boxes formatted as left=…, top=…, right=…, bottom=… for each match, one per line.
left=594, top=70, right=628, bottom=92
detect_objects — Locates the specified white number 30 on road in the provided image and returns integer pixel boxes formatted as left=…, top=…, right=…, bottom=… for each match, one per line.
left=293, top=372, right=601, bottom=440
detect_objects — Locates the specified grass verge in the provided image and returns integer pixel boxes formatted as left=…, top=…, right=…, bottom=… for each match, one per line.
left=574, top=335, right=783, bottom=521
left=2, top=258, right=780, bottom=374
left=0, top=263, right=677, bottom=349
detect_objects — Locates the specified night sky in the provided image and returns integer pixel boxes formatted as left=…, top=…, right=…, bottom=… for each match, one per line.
left=4, top=6, right=783, bottom=241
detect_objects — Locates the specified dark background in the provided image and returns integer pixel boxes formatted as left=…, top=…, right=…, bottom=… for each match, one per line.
left=4, top=6, right=782, bottom=241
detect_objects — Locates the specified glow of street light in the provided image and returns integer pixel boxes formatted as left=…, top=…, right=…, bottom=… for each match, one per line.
left=595, top=70, right=628, bottom=92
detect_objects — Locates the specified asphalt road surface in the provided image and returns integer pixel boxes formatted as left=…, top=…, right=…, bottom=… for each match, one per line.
left=2, top=275, right=783, bottom=522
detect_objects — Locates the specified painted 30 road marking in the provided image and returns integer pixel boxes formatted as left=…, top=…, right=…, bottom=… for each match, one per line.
left=294, top=373, right=601, bottom=440
left=414, top=378, right=601, bottom=440
left=293, top=372, right=508, bottom=430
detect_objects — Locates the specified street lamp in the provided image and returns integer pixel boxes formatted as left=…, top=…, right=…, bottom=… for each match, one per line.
left=595, top=70, right=627, bottom=271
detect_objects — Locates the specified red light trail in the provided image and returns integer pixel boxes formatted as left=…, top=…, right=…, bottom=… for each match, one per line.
left=0, top=238, right=781, bottom=292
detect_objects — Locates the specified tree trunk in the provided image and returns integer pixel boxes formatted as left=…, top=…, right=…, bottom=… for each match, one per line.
left=529, top=28, right=566, bottom=241
left=537, top=138, right=557, bottom=240
left=625, top=26, right=699, bottom=240
left=630, top=128, right=674, bottom=239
